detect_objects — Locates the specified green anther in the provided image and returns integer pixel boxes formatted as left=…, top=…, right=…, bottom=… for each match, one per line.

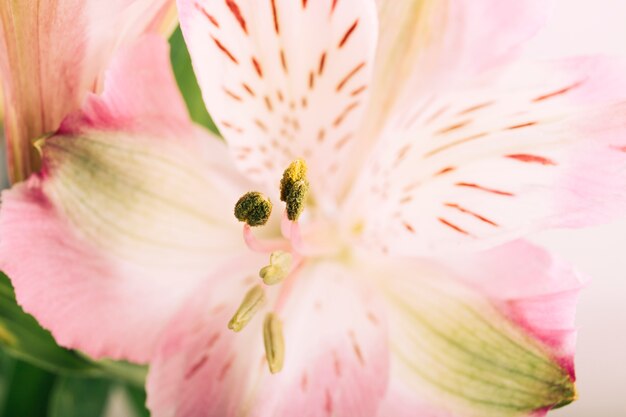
left=263, top=313, right=285, bottom=374
left=228, top=285, right=266, bottom=332
left=285, top=179, right=308, bottom=221
left=234, top=191, right=272, bottom=227
left=259, top=251, right=293, bottom=285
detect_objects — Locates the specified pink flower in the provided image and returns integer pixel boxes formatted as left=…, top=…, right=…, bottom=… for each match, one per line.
left=0, top=0, right=177, bottom=183
left=2, top=0, right=626, bottom=416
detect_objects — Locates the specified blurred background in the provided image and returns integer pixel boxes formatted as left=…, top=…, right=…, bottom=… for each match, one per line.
left=0, top=0, right=625, bottom=415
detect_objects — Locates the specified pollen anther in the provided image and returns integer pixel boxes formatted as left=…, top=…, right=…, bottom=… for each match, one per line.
left=259, top=251, right=293, bottom=285
left=280, top=159, right=309, bottom=221
left=228, top=285, right=266, bottom=332
left=263, top=313, right=285, bottom=374
left=234, top=191, right=273, bottom=227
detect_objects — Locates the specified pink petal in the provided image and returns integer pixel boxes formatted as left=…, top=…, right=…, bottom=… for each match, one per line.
left=147, top=261, right=388, bottom=417
left=376, top=241, right=581, bottom=416
left=177, top=0, right=378, bottom=202
left=362, top=0, right=554, bottom=143
left=349, top=57, right=626, bottom=255
left=0, top=0, right=176, bottom=182
left=0, top=36, right=251, bottom=362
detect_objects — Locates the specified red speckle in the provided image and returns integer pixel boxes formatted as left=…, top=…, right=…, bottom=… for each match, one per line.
left=264, top=96, right=273, bottom=112
left=506, top=154, right=556, bottom=166
left=325, top=389, right=334, bottom=415
left=302, top=0, right=308, bottom=8
left=395, top=144, right=411, bottom=164
left=367, top=311, right=379, bottom=326
left=403, top=222, right=416, bottom=233
left=280, top=49, right=288, bottom=73
left=457, top=101, right=494, bottom=116
left=225, top=0, right=248, bottom=34
left=242, top=83, right=255, bottom=97
left=350, top=85, right=367, bottom=97
left=506, top=121, right=538, bottom=130
left=185, top=355, right=208, bottom=380
left=270, top=0, right=280, bottom=34
left=212, top=37, right=238, bottom=64
left=436, top=120, right=471, bottom=135
left=318, top=52, right=327, bottom=75
left=435, top=166, right=456, bottom=176
left=333, top=352, right=342, bottom=376
left=532, top=81, right=583, bottom=102
left=300, top=373, right=308, bottom=391
left=252, top=57, right=264, bottom=78
left=309, top=72, right=315, bottom=89
left=444, top=203, right=499, bottom=227
left=218, top=357, right=234, bottom=381
left=223, top=87, right=242, bottom=101
left=206, top=332, right=221, bottom=349
left=337, top=62, right=365, bottom=92
left=438, top=217, right=470, bottom=236
left=331, top=0, right=339, bottom=13
left=334, top=133, right=353, bottom=151
left=333, top=102, right=360, bottom=127
left=455, top=182, right=514, bottom=197
left=195, top=3, right=220, bottom=27
left=338, top=19, right=359, bottom=48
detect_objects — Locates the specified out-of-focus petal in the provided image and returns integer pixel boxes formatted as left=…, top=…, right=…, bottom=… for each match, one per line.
left=147, top=261, right=388, bottom=417
left=0, top=0, right=176, bottom=183
left=0, top=36, right=251, bottom=362
left=362, top=0, right=553, bottom=141
left=348, top=57, right=626, bottom=255
left=375, top=240, right=581, bottom=416
left=177, top=0, right=378, bottom=202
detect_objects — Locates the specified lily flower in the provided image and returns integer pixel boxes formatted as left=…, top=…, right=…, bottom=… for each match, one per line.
left=1, top=0, right=626, bottom=416
left=0, top=0, right=177, bottom=183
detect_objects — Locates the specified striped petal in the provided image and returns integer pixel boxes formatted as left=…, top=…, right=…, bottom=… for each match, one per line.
left=147, top=261, right=388, bottom=417
left=177, top=0, right=378, bottom=202
left=348, top=57, right=626, bottom=255
left=0, top=0, right=176, bottom=183
left=0, top=36, right=250, bottom=362
left=377, top=240, right=582, bottom=417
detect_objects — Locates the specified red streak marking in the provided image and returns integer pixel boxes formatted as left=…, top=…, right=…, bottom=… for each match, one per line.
left=611, top=145, right=626, bottom=152
left=395, top=144, right=411, bottom=163
left=403, top=222, right=416, bottom=233
left=333, top=102, right=360, bottom=127
left=350, top=85, right=367, bottom=97
left=338, top=19, right=359, bottom=48
left=317, top=129, right=326, bottom=142
left=367, top=311, right=379, bottom=325
left=331, top=0, right=339, bottom=13
left=252, top=57, right=263, bottom=78
left=242, top=83, right=255, bottom=96
left=185, top=355, right=208, bottom=379
left=195, top=3, right=220, bottom=27
left=456, top=182, right=514, bottom=196
left=318, top=52, right=327, bottom=75
left=218, top=358, right=233, bottom=381
left=264, top=96, right=273, bottom=112
left=301, top=97, right=308, bottom=108
left=309, top=72, right=315, bottom=89
left=280, top=49, right=288, bottom=73
left=444, top=203, right=499, bottom=226
left=438, top=217, right=470, bottom=235
left=506, top=121, right=537, bottom=130
left=333, top=352, right=342, bottom=376
left=225, top=0, right=248, bottom=34
left=334, top=133, right=353, bottom=150
left=302, top=0, right=308, bottom=8
left=337, top=62, right=365, bottom=92
left=533, top=81, right=583, bottom=102
left=270, top=0, right=280, bottom=34
left=223, top=87, right=242, bottom=101
left=424, top=132, right=489, bottom=158
left=399, top=196, right=413, bottom=204
left=435, top=166, right=456, bottom=176
left=436, top=120, right=471, bottom=135
left=506, top=154, right=556, bottom=166
left=254, top=119, right=268, bottom=132
left=206, top=332, right=221, bottom=349
left=212, top=37, right=238, bottom=64
left=221, top=121, right=244, bottom=133
left=351, top=339, right=365, bottom=366
left=300, top=373, right=308, bottom=392
left=457, top=101, right=494, bottom=116
left=424, top=104, right=450, bottom=125
left=277, top=90, right=284, bottom=102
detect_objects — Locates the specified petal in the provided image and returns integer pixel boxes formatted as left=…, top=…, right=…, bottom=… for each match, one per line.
left=376, top=240, right=581, bottom=416
left=349, top=57, right=626, bottom=255
left=0, top=36, right=250, bottom=362
left=177, top=0, right=378, bottom=201
left=0, top=0, right=175, bottom=182
left=362, top=0, right=553, bottom=141
left=147, top=261, right=388, bottom=417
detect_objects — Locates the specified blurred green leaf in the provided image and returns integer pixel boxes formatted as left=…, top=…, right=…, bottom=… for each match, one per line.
left=0, top=359, right=56, bottom=417
left=0, top=272, right=98, bottom=376
left=48, top=376, right=111, bottom=417
left=125, top=384, right=150, bottom=417
left=170, top=27, right=219, bottom=135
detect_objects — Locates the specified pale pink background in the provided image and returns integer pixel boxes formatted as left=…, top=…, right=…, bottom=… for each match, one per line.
left=527, top=0, right=626, bottom=415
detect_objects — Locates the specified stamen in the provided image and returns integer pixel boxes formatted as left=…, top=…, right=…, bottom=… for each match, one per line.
left=234, top=191, right=272, bottom=227
left=228, top=285, right=266, bottom=332
left=243, top=224, right=291, bottom=253
left=263, top=313, right=285, bottom=374
left=280, top=159, right=309, bottom=221
left=259, top=251, right=293, bottom=285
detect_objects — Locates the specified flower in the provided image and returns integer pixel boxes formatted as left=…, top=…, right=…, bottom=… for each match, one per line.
left=0, top=0, right=177, bottom=183
left=1, top=0, right=626, bottom=416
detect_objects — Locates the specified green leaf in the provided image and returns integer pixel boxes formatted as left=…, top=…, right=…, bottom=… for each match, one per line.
left=169, top=27, right=219, bottom=134
left=0, top=359, right=56, bottom=417
left=125, top=384, right=150, bottom=417
left=48, top=376, right=111, bottom=417
left=0, top=272, right=98, bottom=376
